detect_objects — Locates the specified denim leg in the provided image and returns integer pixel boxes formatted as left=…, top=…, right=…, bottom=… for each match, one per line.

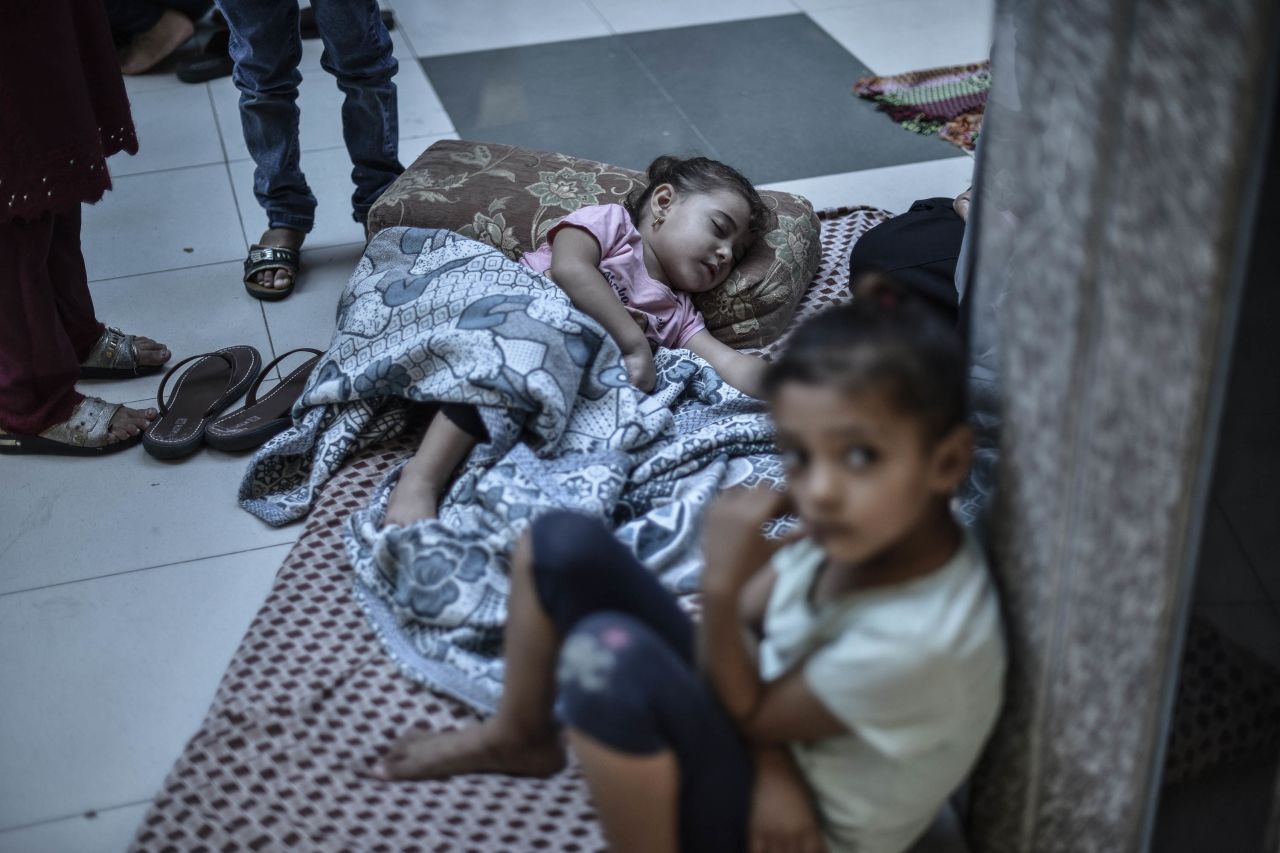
left=558, top=613, right=754, bottom=853
left=217, top=0, right=316, bottom=233
left=310, top=0, right=403, bottom=225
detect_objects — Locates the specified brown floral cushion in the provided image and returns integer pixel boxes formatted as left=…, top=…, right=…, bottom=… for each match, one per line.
left=367, top=139, right=821, bottom=348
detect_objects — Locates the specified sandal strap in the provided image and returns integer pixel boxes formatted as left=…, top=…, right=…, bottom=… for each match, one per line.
left=154, top=350, right=237, bottom=417
left=244, top=246, right=300, bottom=282
left=246, top=347, right=324, bottom=407
left=85, top=326, right=138, bottom=371
left=38, top=396, right=122, bottom=447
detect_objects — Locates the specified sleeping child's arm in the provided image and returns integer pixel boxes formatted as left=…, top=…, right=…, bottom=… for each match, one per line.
left=684, top=329, right=766, bottom=399
left=547, top=227, right=657, bottom=392
left=699, top=488, right=849, bottom=746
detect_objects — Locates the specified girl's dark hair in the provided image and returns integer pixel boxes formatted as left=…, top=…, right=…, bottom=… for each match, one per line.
left=762, top=274, right=967, bottom=442
left=624, top=155, right=771, bottom=237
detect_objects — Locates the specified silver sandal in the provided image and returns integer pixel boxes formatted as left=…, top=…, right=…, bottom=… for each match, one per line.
left=0, top=396, right=141, bottom=457
left=80, top=326, right=168, bottom=379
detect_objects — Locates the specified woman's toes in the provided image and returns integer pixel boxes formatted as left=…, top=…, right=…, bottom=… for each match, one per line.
left=273, top=269, right=293, bottom=289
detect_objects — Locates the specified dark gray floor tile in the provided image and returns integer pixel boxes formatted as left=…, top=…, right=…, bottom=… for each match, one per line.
left=422, top=15, right=963, bottom=183
left=673, top=87, right=961, bottom=185
left=422, top=38, right=656, bottom=131
left=625, top=14, right=962, bottom=180
left=1193, top=499, right=1269, bottom=605
left=622, top=14, right=869, bottom=100
left=1196, top=603, right=1280, bottom=670
left=462, top=98, right=717, bottom=173
left=1212, top=413, right=1280, bottom=600
left=1152, top=753, right=1277, bottom=853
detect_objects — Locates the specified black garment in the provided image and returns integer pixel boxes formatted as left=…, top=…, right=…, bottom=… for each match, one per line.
left=530, top=511, right=755, bottom=853
left=848, top=197, right=966, bottom=325
left=104, top=0, right=211, bottom=37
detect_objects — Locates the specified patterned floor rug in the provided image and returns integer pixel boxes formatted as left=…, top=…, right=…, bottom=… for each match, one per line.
left=127, top=207, right=888, bottom=852
left=853, top=61, right=990, bottom=152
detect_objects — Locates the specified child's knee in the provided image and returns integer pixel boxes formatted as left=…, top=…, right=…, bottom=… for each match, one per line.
left=556, top=613, right=670, bottom=753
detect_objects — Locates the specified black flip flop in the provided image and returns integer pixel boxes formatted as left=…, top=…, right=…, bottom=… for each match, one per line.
left=143, top=345, right=260, bottom=460
left=205, top=348, right=323, bottom=452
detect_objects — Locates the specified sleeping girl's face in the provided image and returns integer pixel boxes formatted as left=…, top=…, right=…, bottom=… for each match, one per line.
left=772, top=380, right=967, bottom=567
left=645, top=186, right=752, bottom=293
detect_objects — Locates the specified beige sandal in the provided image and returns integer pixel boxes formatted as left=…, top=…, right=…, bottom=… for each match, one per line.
left=0, top=397, right=141, bottom=457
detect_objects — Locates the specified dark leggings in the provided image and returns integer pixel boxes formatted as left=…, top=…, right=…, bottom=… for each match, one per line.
left=529, top=511, right=754, bottom=853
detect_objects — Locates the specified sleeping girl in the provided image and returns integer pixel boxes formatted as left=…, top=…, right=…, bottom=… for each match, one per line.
left=383, top=154, right=772, bottom=527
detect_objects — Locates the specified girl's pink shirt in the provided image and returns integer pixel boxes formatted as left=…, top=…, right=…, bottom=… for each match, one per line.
left=519, top=203, right=707, bottom=349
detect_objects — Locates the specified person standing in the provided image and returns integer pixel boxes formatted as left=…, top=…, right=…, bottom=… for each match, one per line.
left=217, top=0, right=404, bottom=301
left=0, top=1, right=171, bottom=456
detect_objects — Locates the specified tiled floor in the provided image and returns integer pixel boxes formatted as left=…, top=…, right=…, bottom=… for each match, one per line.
left=0, top=1, right=1006, bottom=849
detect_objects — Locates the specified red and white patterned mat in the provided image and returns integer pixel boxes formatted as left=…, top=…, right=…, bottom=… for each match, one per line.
left=128, top=208, right=891, bottom=853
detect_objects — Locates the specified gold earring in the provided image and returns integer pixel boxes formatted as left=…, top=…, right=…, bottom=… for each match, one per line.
left=653, top=214, right=665, bottom=228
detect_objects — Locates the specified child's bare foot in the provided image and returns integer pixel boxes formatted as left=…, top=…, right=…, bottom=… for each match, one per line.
left=379, top=720, right=566, bottom=781
left=251, top=227, right=305, bottom=293
left=383, top=475, right=441, bottom=527
left=120, top=9, right=195, bottom=75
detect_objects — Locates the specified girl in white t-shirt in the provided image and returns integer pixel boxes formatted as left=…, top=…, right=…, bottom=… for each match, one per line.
left=378, top=274, right=1006, bottom=853
left=384, top=154, right=772, bottom=527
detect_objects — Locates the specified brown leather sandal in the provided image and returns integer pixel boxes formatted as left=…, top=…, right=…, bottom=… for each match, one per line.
left=205, top=348, right=322, bottom=452
left=142, top=345, right=260, bottom=460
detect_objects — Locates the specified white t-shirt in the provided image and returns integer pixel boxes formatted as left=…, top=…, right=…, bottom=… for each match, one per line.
left=758, top=531, right=1006, bottom=853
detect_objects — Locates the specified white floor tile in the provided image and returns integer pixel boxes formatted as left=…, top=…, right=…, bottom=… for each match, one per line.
left=761, top=156, right=973, bottom=215
left=0, top=802, right=150, bottom=853
left=389, top=0, right=611, bottom=58
left=210, top=48, right=451, bottom=164
left=0, top=546, right=287, bottom=830
left=83, top=259, right=273, bottom=404
left=0, top=439, right=297, bottom=594
left=82, top=165, right=246, bottom=282
left=808, top=0, right=995, bottom=75
left=122, top=71, right=189, bottom=98
left=228, top=133, right=455, bottom=250
left=107, top=87, right=224, bottom=178
left=586, top=0, right=795, bottom=34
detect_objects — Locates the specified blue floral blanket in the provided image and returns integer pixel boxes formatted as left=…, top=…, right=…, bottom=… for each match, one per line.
left=239, top=228, right=783, bottom=712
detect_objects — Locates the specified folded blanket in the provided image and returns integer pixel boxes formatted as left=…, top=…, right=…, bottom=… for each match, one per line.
left=240, top=228, right=784, bottom=711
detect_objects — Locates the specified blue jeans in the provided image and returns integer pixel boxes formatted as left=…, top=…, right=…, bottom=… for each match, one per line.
left=216, top=0, right=403, bottom=233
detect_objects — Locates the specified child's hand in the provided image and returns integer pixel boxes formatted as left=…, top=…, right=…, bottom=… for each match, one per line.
left=622, top=345, right=656, bottom=393
left=702, top=487, right=800, bottom=598
left=750, top=756, right=828, bottom=853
